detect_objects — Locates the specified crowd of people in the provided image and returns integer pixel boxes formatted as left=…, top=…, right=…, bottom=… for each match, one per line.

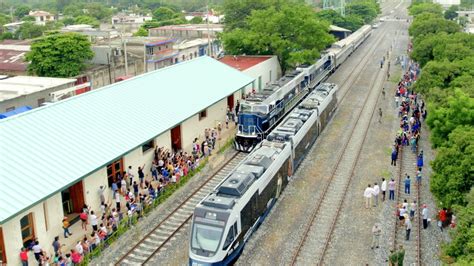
left=20, top=122, right=236, bottom=265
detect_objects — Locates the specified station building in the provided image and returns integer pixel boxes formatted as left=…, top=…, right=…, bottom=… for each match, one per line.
left=218, top=55, right=281, bottom=95
left=0, top=56, right=253, bottom=265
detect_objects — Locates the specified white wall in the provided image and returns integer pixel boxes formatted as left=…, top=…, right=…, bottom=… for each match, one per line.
left=2, top=193, right=63, bottom=266
left=83, top=168, right=109, bottom=210
left=242, top=56, right=281, bottom=94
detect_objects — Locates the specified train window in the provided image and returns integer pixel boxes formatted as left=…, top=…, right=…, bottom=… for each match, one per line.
left=222, top=226, right=235, bottom=250
left=191, top=223, right=224, bottom=253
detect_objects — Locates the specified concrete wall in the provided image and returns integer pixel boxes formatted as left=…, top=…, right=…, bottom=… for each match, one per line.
left=242, top=56, right=281, bottom=94
left=0, top=83, right=76, bottom=112
left=87, top=58, right=144, bottom=89
left=2, top=193, right=63, bottom=266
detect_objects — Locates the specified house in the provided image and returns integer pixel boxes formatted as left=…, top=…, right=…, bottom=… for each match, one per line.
left=219, top=55, right=282, bottom=95
left=0, top=76, right=78, bottom=112
left=111, top=13, right=153, bottom=32
left=173, top=38, right=222, bottom=63
left=0, top=41, right=31, bottom=76
left=29, top=10, right=55, bottom=26
left=149, top=24, right=223, bottom=39
left=0, top=56, right=253, bottom=265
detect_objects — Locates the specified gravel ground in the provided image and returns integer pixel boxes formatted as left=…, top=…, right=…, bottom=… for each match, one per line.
left=92, top=149, right=237, bottom=265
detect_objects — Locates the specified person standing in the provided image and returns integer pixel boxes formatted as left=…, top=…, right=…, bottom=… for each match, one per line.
left=62, top=217, right=72, bottom=238
left=439, top=208, right=447, bottom=231
left=138, top=164, right=145, bottom=188
left=404, top=174, right=411, bottom=194
left=52, top=236, right=61, bottom=254
left=422, top=204, right=429, bottom=229
left=378, top=108, right=383, bottom=123
left=373, top=182, right=380, bottom=207
left=98, top=186, right=106, bottom=204
left=89, top=211, right=98, bottom=232
left=115, top=191, right=121, bottom=212
left=416, top=170, right=422, bottom=186
left=127, top=166, right=134, bottom=186
left=79, top=210, right=88, bottom=231
left=381, top=178, right=387, bottom=201
left=364, top=184, right=373, bottom=209
left=371, top=224, right=381, bottom=249
left=19, top=247, right=28, bottom=266
left=32, top=240, right=42, bottom=262
left=391, top=149, right=398, bottom=166
left=417, top=151, right=424, bottom=171
left=389, top=178, right=396, bottom=200
left=410, top=200, right=417, bottom=219
left=405, top=216, right=412, bottom=241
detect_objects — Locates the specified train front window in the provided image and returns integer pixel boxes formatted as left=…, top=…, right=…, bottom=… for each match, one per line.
left=240, top=103, right=252, bottom=113
left=191, top=223, right=224, bottom=254
left=253, top=105, right=268, bottom=114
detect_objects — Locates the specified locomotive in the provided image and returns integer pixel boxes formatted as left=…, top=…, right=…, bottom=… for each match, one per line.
left=234, top=24, right=372, bottom=153
left=189, top=83, right=338, bottom=265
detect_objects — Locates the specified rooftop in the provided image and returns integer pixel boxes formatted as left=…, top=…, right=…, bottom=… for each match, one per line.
left=151, top=24, right=224, bottom=32
left=0, top=44, right=31, bottom=73
left=29, top=10, right=53, bottom=17
left=173, top=38, right=210, bottom=50
left=0, top=56, right=254, bottom=224
left=219, top=55, right=274, bottom=71
left=0, top=76, right=76, bottom=101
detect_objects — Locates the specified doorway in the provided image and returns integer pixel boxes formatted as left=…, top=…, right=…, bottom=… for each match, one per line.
left=227, top=94, right=234, bottom=112
left=171, top=125, right=182, bottom=151
left=61, top=180, right=85, bottom=215
left=0, top=227, right=6, bottom=264
left=107, top=159, right=124, bottom=188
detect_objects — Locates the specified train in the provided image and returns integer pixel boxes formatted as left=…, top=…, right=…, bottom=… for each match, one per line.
left=234, top=25, right=372, bottom=152
left=189, top=83, right=338, bottom=266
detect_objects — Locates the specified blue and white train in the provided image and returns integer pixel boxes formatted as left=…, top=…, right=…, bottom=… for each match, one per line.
left=189, top=83, right=338, bottom=266
left=234, top=25, right=372, bottom=152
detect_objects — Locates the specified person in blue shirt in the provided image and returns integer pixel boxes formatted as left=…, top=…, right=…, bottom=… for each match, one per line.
left=404, top=174, right=411, bottom=194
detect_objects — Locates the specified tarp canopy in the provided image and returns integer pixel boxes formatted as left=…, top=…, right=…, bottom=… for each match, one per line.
left=0, top=106, right=32, bottom=119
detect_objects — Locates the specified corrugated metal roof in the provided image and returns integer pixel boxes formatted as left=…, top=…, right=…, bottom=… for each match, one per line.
left=0, top=56, right=253, bottom=224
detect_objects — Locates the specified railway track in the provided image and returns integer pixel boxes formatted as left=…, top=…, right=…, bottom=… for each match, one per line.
left=290, top=32, right=389, bottom=265
left=392, top=146, right=422, bottom=265
left=115, top=151, right=247, bottom=265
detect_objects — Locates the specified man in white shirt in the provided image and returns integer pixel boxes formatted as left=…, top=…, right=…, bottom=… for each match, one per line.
left=364, top=184, right=373, bottom=209
left=422, top=204, right=429, bottom=229
left=381, top=178, right=387, bottom=201
left=372, top=182, right=380, bottom=207
left=90, top=210, right=98, bottom=232
left=75, top=240, right=83, bottom=255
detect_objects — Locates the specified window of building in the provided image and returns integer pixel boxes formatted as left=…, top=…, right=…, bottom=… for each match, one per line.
left=174, top=58, right=178, bottom=64
left=0, top=227, right=5, bottom=264
left=199, top=109, right=207, bottom=120
left=20, top=213, right=35, bottom=245
left=158, top=46, right=162, bottom=51
left=6, top=106, right=15, bottom=112
left=166, top=45, right=168, bottom=49
left=37, top=98, right=45, bottom=107
left=142, top=139, right=155, bottom=153
left=147, top=46, right=154, bottom=55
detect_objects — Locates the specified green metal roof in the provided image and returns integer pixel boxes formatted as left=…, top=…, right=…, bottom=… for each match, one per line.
left=0, top=56, right=253, bottom=224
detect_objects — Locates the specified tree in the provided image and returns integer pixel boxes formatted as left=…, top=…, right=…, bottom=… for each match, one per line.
left=409, top=13, right=460, bottom=40
left=14, top=5, right=30, bottom=19
left=443, top=188, right=474, bottom=263
left=221, top=3, right=334, bottom=72
left=133, top=27, right=148, bottom=37
left=190, top=16, right=203, bottom=24
left=426, top=89, right=474, bottom=147
left=222, top=0, right=276, bottom=30
left=25, top=33, right=94, bottom=77
left=315, top=9, right=364, bottom=31
left=408, top=2, right=443, bottom=17
left=153, top=7, right=178, bottom=21
left=346, top=1, right=379, bottom=23
left=14, top=22, right=45, bottom=40
left=21, top=15, right=35, bottom=22
left=61, top=17, right=76, bottom=26
left=75, top=16, right=100, bottom=28
left=444, top=5, right=459, bottom=20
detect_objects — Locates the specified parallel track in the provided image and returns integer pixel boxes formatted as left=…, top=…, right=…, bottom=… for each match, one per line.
left=392, top=146, right=422, bottom=265
left=115, top=152, right=247, bottom=265
left=290, top=31, right=388, bottom=265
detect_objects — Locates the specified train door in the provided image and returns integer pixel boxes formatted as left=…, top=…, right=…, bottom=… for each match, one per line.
left=171, top=125, right=182, bottom=151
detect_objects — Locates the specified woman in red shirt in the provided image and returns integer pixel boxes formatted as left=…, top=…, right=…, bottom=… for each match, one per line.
left=19, top=247, right=28, bottom=266
left=439, top=208, right=447, bottom=231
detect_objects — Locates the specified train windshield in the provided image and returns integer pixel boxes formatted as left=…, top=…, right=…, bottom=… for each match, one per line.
left=239, top=103, right=269, bottom=114
left=191, top=223, right=224, bottom=254
left=240, top=103, right=252, bottom=113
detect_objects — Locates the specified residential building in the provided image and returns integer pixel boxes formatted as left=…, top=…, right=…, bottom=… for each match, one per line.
left=0, top=56, right=253, bottom=265
left=144, top=37, right=177, bottom=71
left=29, top=10, right=55, bottom=26
left=173, top=38, right=221, bottom=63
left=433, top=0, right=461, bottom=7
left=219, top=55, right=282, bottom=95
left=0, top=76, right=78, bottom=112
left=149, top=24, right=223, bottom=39
left=112, top=13, right=152, bottom=32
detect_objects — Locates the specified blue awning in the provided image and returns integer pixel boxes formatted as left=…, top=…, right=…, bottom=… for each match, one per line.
left=0, top=106, right=32, bottom=119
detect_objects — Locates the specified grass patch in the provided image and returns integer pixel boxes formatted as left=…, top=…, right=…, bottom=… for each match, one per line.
left=381, top=169, right=391, bottom=178
left=389, top=69, right=402, bottom=83
left=218, top=137, right=234, bottom=154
